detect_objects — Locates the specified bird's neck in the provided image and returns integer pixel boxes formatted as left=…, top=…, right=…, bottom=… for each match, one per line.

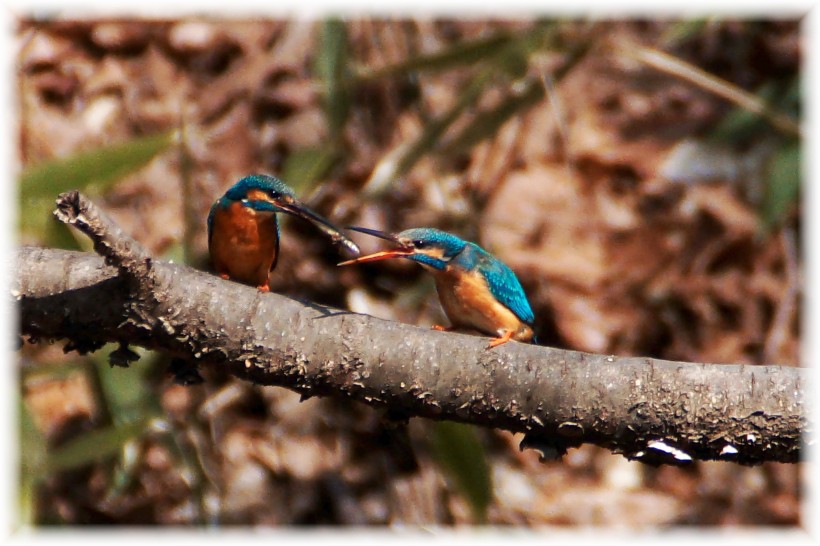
left=412, top=253, right=448, bottom=271
left=411, top=240, right=479, bottom=272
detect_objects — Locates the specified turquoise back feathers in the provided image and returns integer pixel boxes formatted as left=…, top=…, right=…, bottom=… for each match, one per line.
left=458, top=242, right=535, bottom=326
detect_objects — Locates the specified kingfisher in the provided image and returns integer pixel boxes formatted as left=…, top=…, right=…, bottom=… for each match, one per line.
left=208, top=174, right=359, bottom=292
left=339, top=227, right=535, bottom=348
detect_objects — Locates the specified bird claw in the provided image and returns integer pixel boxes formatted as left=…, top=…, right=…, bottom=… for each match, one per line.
left=487, top=330, right=515, bottom=349
left=431, top=324, right=453, bottom=332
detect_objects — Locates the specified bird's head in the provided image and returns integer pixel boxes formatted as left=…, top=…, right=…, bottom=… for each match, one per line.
left=225, top=173, right=298, bottom=207
left=338, top=227, right=466, bottom=271
left=223, top=174, right=359, bottom=254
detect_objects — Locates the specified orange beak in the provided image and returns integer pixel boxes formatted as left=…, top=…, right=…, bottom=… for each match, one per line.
left=338, top=249, right=414, bottom=266
left=337, top=226, right=413, bottom=266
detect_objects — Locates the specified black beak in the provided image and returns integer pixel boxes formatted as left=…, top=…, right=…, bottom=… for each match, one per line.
left=337, top=226, right=414, bottom=266
left=345, top=226, right=404, bottom=244
left=274, top=197, right=360, bottom=255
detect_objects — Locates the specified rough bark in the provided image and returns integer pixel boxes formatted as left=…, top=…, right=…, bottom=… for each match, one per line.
left=14, top=192, right=807, bottom=466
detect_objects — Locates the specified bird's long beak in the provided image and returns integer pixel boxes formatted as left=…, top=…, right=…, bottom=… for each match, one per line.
left=273, top=197, right=360, bottom=255
left=337, top=226, right=413, bottom=266
left=345, top=226, right=401, bottom=243
left=337, top=249, right=414, bottom=265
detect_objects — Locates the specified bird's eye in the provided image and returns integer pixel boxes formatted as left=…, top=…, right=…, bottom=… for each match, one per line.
left=413, top=240, right=427, bottom=248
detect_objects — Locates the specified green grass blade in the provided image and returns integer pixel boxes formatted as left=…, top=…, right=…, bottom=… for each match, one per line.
left=91, top=345, right=152, bottom=425
left=281, top=145, right=339, bottom=193
left=315, top=18, right=351, bottom=142
left=178, top=117, right=197, bottom=265
left=660, top=18, right=712, bottom=47
left=362, top=24, right=559, bottom=196
left=105, top=437, right=144, bottom=501
left=19, top=129, right=178, bottom=242
left=443, top=77, right=544, bottom=154
left=353, top=31, right=515, bottom=82
left=711, top=103, right=769, bottom=144
left=429, top=421, right=492, bottom=523
left=619, top=41, right=801, bottom=137
left=399, top=70, right=491, bottom=171
left=91, top=348, right=180, bottom=505
left=442, top=36, right=588, bottom=157
left=45, top=419, right=152, bottom=474
left=19, top=130, right=178, bottom=199
left=761, top=140, right=800, bottom=232
left=39, top=346, right=162, bottom=475
left=19, top=400, right=47, bottom=527
left=362, top=68, right=493, bottom=196
left=711, top=80, right=797, bottom=144
left=353, top=20, right=557, bottom=84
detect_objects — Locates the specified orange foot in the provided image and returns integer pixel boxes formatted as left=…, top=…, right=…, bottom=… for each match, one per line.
left=431, top=324, right=454, bottom=332
left=219, top=273, right=230, bottom=280
left=257, top=283, right=270, bottom=293
left=487, top=330, right=515, bottom=349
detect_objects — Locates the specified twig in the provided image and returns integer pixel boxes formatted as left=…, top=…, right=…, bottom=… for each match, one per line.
left=617, top=40, right=802, bottom=138
left=763, top=227, right=799, bottom=363
left=53, top=190, right=153, bottom=282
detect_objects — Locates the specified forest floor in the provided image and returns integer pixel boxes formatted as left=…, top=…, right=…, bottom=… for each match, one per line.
left=16, top=16, right=802, bottom=527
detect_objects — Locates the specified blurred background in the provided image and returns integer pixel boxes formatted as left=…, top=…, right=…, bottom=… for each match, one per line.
left=15, top=16, right=801, bottom=526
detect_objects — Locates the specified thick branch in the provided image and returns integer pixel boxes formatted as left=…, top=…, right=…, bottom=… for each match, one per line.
left=13, top=193, right=808, bottom=466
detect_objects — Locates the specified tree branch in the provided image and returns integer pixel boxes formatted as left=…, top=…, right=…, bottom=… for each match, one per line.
left=14, top=192, right=807, bottom=466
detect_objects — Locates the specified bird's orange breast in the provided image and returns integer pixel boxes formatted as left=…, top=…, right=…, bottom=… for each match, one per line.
left=209, top=201, right=279, bottom=287
left=433, top=267, right=533, bottom=341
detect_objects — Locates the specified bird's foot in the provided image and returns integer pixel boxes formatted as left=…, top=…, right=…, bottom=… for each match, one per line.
left=487, top=330, right=515, bottom=349
left=219, top=273, right=230, bottom=280
left=257, top=283, right=271, bottom=293
left=431, top=324, right=453, bottom=332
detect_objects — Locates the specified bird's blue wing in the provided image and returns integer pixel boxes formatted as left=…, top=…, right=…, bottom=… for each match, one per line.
left=474, top=246, right=535, bottom=325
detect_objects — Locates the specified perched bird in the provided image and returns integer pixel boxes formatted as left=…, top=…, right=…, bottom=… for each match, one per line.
left=339, top=227, right=535, bottom=348
left=208, top=174, right=359, bottom=292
